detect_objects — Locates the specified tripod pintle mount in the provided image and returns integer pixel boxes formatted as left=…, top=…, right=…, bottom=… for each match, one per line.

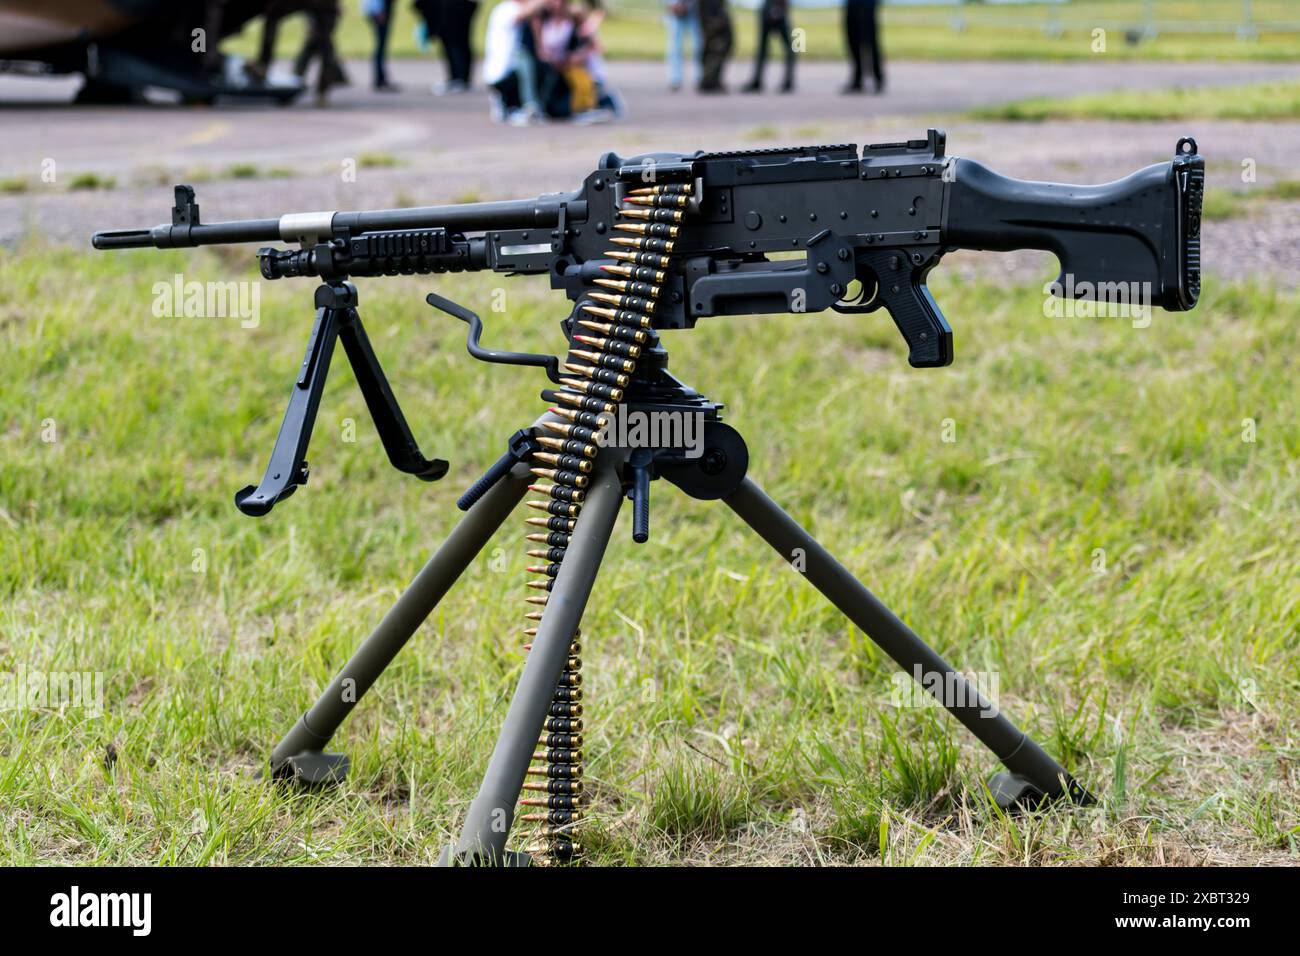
left=234, top=281, right=448, bottom=517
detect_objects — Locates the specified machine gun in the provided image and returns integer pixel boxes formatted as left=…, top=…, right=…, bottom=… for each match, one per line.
left=93, top=130, right=1204, bottom=865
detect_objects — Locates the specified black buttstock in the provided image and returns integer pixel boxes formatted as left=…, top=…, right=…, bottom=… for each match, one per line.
left=945, top=139, right=1203, bottom=313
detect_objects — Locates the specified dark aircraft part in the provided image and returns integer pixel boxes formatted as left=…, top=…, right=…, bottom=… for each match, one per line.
left=0, top=0, right=303, bottom=104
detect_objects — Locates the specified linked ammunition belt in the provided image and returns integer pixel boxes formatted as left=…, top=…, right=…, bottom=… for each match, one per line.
left=516, top=181, right=692, bottom=864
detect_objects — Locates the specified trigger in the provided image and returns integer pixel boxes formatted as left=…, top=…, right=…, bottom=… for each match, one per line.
left=831, top=267, right=881, bottom=315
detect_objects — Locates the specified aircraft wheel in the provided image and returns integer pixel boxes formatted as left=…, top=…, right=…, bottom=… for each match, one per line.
left=74, top=79, right=137, bottom=105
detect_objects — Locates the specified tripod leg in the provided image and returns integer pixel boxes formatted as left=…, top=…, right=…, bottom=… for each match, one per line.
left=724, top=477, right=1091, bottom=808
left=442, top=456, right=624, bottom=866
left=268, top=463, right=530, bottom=784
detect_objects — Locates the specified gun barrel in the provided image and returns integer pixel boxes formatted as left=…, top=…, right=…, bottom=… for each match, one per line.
left=92, top=217, right=283, bottom=250
left=340, top=196, right=577, bottom=235
left=91, top=194, right=583, bottom=251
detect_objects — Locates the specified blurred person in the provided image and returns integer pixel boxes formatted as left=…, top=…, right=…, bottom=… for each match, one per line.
left=295, top=1, right=348, bottom=105
left=412, top=0, right=453, bottom=93
left=413, top=0, right=474, bottom=93
left=843, top=0, right=884, bottom=94
left=572, top=1, right=624, bottom=121
left=483, top=0, right=547, bottom=123
left=530, top=0, right=579, bottom=118
left=250, top=0, right=296, bottom=81
left=201, top=0, right=232, bottom=75
left=743, top=0, right=794, bottom=93
left=442, top=0, right=480, bottom=91
left=664, top=0, right=701, bottom=93
left=413, top=0, right=442, bottom=56
left=363, top=0, right=399, bottom=91
left=697, top=0, right=732, bottom=94
left=252, top=0, right=348, bottom=105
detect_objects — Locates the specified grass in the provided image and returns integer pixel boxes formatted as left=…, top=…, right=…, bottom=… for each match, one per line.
left=357, top=153, right=403, bottom=170
left=66, top=172, right=115, bottom=191
left=975, top=80, right=1300, bottom=121
left=225, top=163, right=295, bottom=181
left=1200, top=178, right=1300, bottom=221
left=223, top=0, right=1300, bottom=66
left=1, top=244, right=1297, bottom=866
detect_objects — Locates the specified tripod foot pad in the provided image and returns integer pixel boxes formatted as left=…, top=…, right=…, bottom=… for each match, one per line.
left=988, top=772, right=1046, bottom=811
left=436, top=846, right=532, bottom=868
left=988, top=771, right=1096, bottom=811
left=271, top=751, right=350, bottom=787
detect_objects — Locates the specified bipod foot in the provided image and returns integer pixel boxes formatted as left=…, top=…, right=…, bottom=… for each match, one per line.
left=268, top=751, right=350, bottom=788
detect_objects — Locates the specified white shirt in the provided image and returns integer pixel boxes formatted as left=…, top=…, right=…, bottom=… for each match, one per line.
left=483, top=0, right=524, bottom=85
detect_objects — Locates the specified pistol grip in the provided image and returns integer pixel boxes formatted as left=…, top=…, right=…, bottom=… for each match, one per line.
left=837, top=248, right=951, bottom=369
left=841, top=250, right=952, bottom=368
left=883, top=278, right=953, bottom=368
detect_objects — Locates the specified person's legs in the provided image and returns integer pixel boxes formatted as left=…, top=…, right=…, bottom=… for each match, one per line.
left=717, top=20, right=733, bottom=87
left=686, top=11, right=703, bottom=86
left=665, top=15, right=685, bottom=90
left=778, top=16, right=794, bottom=90
left=294, top=22, right=317, bottom=78
left=699, top=24, right=721, bottom=91
left=370, top=4, right=393, bottom=88
left=865, top=2, right=884, bottom=91
left=746, top=11, right=769, bottom=90
left=448, top=1, right=473, bottom=85
left=255, top=6, right=284, bottom=75
left=700, top=10, right=733, bottom=93
left=844, top=1, right=864, bottom=91
left=462, top=1, right=480, bottom=84
left=311, top=3, right=346, bottom=99
left=445, top=35, right=465, bottom=85
left=536, top=61, right=571, bottom=118
left=513, top=47, right=541, bottom=113
left=491, top=73, right=522, bottom=112
left=202, top=0, right=227, bottom=74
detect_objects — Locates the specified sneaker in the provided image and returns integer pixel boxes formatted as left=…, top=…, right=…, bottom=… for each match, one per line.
left=572, top=108, right=614, bottom=125
left=507, top=105, right=547, bottom=126
left=601, top=90, right=627, bottom=119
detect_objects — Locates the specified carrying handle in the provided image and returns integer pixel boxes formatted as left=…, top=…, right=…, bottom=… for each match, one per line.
left=426, top=292, right=562, bottom=383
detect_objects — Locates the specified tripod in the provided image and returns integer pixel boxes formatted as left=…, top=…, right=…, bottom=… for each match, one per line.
left=264, top=356, right=1092, bottom=865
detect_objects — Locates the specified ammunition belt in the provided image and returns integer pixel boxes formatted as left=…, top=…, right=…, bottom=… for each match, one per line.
left=517, top=181, right=693, bottom=864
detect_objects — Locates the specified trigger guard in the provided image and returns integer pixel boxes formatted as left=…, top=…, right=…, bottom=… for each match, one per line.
left=831, top=267, right=881, bottom=315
